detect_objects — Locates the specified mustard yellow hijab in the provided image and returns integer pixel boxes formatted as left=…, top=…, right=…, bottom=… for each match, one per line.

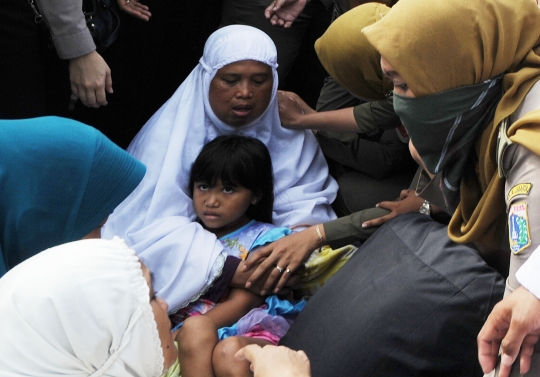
left=363, top=0, right=540, bottom=248
left=315, top=3, right=393, bottom=101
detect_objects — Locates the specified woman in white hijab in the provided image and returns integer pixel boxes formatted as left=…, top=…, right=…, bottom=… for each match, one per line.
left=102, top=25, right=337, bottom=313
left=0, top=237, right=179, bottom=377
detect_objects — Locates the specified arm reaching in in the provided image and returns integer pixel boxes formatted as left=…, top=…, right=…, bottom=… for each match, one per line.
left=69, top=51, right=112, bottom=108
left=360, top=189, right=425, bottom=229
left=478, top=286, right=540, bottom=377
left=235, top=345, right=311, bottom=377
left=116, top=0, right=151, bottom=21
left=278, top=91, right=360, bottom=133
left=264, top=0, right=309, bottom=28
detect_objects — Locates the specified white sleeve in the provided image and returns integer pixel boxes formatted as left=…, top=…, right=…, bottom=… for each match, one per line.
left=516, top=245, right=540, bottom=299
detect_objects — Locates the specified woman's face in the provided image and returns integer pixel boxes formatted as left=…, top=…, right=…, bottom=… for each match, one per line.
left=140, top=262, right=177, bottom=371
left=381, top=55, right=435, bottom=175
left=209, top=60, right=273, bottom=127
left=380, top=56, right=415, bottom=98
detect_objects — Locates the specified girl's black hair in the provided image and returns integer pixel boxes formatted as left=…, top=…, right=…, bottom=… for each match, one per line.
left=189, top=135, right=274, bottom=224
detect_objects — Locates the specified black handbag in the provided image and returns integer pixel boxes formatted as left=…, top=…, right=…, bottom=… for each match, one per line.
left=83, top=0, right=121, bottom=52
left=27, top=0, right=120, bottom=53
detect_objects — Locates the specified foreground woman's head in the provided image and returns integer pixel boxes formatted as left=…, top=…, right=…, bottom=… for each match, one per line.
left=201, top=25, right=278, bottom=128
left=0, top=116, right=146, bottom=275
left=0, top=237, right=177, bottom=376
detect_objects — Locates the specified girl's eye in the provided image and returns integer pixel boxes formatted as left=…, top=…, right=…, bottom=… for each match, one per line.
left=222, top=187, right=235, bottom=194
left=197, top=184, right=209, bottom=191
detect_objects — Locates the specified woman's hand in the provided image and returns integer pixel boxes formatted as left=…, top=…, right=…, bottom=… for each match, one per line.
left=478, top=286, right=540, bottom=377
left=117, top=0, right=151, bottom=21
left=264, top=0, right=309, bottom=29
left=277, top=91, right=315, bottom=129
left=69, top=51, right=112, bottom=108
left=361, top=189, right=425, bottom=228
left=243, top=226, right=323, bottom=295
left=235, top=345, right=311, bottom=377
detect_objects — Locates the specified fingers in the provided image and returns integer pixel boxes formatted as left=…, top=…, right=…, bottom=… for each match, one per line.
left=235, top=344, right=262, bottom=362
left=120, top=0, right=151, bottom=21
left=243, top=245, right=271, bottom=270
left=399, top=189, right=412, bottom=199
left=274, top=263, right=299, bottom=293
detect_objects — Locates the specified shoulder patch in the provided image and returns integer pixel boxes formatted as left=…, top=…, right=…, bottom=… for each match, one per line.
left=509, top=201, right=531, bottom=254
left=507, top=183, right=532, bottom=202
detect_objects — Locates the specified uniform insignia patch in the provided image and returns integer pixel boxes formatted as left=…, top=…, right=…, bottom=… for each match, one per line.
left=507, top=183, right=532, bottom=203
left=509, top=202, right=531, bottom=254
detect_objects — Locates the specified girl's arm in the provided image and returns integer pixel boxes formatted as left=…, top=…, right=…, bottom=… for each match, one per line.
left=204, top=288, right=265, bottom=328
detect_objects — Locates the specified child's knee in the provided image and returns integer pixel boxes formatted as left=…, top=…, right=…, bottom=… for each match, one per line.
left=213, top=337, right=250, bottom=376
left=176, top=316, right=217, bottom=353
left=214, top=336, right=245, bottom=360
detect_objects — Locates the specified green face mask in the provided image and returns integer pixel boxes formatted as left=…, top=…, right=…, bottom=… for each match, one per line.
left=393, top=76, right=502, bottom=212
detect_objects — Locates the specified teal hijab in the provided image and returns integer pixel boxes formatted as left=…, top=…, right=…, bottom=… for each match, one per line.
left=0, top=117, right=146, bottom=276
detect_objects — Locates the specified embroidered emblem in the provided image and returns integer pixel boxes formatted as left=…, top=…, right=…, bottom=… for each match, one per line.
left=509, top=202, right=531, bottom=254
left=507, top=183, right=532, bottom=203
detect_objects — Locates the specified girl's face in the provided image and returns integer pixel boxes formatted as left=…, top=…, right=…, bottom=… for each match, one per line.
left=193, top=179, right=260, bottom=238
left=209, top=60, right=273, bottom=127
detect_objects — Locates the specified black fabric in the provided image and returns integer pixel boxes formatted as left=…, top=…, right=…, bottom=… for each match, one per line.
left=281, top=213, right=504, bottom=377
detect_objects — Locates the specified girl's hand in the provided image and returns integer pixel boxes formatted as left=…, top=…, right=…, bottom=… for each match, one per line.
left=243, top=226, right=322, bottom=295
left=361, top=190, right=425, bottom=228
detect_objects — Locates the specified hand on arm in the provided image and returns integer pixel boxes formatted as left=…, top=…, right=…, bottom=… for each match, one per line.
left=278, top=91, right=359, bottom=133
left=478, top=286, right=540, bottom=377
left=116, top=0, right=151, bottom=21
left=242, top=226, right=324, bottom=295
left=235, top=344, right=311, bottom=377
left=69, top=51, right=112, bottom=108
left=264, top=0, right=309, bottom=28
left=361, top=189, right=425, bottom=229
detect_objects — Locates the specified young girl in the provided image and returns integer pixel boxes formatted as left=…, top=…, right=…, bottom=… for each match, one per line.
left=173, top=135, right=305, bottom=377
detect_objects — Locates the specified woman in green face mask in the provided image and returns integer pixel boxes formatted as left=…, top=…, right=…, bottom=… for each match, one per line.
left=0, top=237, right=180, bottom=377
left=363, top=0, right=540, bottom=375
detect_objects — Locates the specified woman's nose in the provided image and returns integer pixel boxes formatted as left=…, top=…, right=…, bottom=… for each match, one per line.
left=236, top=82, right=252, bottom=98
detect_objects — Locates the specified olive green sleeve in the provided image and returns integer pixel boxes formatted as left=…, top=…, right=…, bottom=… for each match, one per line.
left=352, top=97, right=400, bottom=134
left=323, top=207, right=391, bottom=247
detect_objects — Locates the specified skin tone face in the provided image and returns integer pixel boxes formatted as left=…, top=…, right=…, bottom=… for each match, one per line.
left=140, top=261, right=177, bottom=371
left=381, top=55, right=434, bottom=178
left=209, top=60, right=273, bottom=127
left=193, top=178, right=260, bottom=238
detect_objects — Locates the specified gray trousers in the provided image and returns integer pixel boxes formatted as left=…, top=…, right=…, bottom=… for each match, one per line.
left=282, top=213, right=504, bottom=377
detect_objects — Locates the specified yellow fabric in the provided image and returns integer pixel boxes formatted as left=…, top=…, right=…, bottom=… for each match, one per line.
left=314, top=3, right=392, bottom=101
left=163, top=343, right=180, bottom=377
left=363, top=0, right=540, bottom=248
left=297, top=244, right=357, bottom=297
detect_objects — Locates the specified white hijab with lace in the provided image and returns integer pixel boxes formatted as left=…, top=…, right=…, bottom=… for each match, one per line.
left=102, top=25, right=337, bottom=312
left=0, top=238, right=164, bottom=377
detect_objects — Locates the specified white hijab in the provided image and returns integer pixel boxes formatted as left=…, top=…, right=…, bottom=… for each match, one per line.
left=102, top=25, right=337, bottom=311
left=0, top=238, right=164, bottom=377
